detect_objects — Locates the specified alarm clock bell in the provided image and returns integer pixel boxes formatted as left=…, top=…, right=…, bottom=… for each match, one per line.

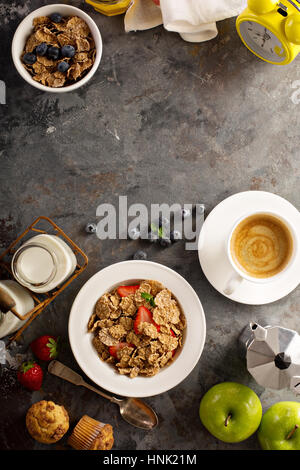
left=237, top=0, right=300, bottom=64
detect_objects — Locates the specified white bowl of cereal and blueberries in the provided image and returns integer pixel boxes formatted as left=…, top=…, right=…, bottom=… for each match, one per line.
left=69, top=261, right=206, bottom=397
left=11, top=4, right=102, bottom=92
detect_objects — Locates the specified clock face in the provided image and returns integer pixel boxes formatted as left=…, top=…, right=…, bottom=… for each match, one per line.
left=239, top=21, right=287, bottom=63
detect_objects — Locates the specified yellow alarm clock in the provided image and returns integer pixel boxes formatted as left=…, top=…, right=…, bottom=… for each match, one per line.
left=237, top=0, right=300, bottom=64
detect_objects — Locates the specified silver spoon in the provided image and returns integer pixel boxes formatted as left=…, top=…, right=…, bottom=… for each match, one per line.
left=48, top=360, right=158, bottom=430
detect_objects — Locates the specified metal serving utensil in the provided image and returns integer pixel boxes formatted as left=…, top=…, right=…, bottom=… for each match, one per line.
left=48, top=360, right=158, bottom=430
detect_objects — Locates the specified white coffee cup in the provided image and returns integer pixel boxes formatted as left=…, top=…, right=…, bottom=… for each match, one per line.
left=223, top=210, right=299, bottom=295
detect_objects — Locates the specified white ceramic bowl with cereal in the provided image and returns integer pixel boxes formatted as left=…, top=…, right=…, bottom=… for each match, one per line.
left=69, top=260, right=206, bottom=397
left=11, top=4, right=102, bottom=92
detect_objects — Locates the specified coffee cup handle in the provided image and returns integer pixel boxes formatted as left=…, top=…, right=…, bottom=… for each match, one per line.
left=223, top=272, right=243, bottom=295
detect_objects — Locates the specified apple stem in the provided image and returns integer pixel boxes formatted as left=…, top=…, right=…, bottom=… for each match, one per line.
left=286, top=424, right=299, bottom=440
left=224, top=413, right=232, bottom=427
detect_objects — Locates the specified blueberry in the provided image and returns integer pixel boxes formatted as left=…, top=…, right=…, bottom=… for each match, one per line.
left=35, top=43, right=48, bottom=57
left=196, top=204, right=205, bottom=216
left=182, top=208, right=192, bottom=219
left=170, top=230, right=181, bottom=242
left=128, top=227, right=140, bottom=240
left=85, top=223, right=97, bottom=234
left=133, top=250, right=147, bottom=260
left=22, top=52, right=37, bottom=65
left=57, top=61, right=70, bottom=73
left=159, top=238, right=172, bottom=248
left=61, top=45, right=75, bottom=58
left=50, top=12, right=62, bottom=23
left=47, top=46, right=60, bottom=60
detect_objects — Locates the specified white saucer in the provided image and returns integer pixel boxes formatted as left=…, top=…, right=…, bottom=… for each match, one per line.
left=198, top=191, right=300, bottom=305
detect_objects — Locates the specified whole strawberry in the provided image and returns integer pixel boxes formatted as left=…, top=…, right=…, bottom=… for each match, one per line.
left=17, top=361, right=43, bottom=391
left=30, top=335, right=59, bottom=361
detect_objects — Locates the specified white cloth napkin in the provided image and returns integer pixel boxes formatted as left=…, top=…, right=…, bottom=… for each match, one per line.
left=125, top=0, right=247, bottom=43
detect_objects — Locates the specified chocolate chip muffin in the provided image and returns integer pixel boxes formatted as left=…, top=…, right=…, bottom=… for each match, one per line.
left=26, top=400, right=69, bottom=444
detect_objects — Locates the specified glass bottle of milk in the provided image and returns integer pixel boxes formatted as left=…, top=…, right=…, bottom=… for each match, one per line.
left=11, top=234, right=77, bottom=293
left=0, top=280, right=35, bottom=338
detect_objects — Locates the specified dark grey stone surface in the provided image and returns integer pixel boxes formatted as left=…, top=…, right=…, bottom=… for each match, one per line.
left=0, top=0, right=300, bottom=451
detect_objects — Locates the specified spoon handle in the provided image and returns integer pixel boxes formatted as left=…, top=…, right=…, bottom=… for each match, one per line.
left=48, top=360, right=117, bottom=403
left=80, top=380, right=117, bottom=403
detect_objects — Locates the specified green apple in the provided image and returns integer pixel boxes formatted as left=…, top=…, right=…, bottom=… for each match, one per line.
left=258, top=401, right=300, bottom=450
left=199, top=382, right=262, bottom=443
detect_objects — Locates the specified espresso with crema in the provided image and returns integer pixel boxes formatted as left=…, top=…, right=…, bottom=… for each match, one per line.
left=230, top=214, right=293, bottom=279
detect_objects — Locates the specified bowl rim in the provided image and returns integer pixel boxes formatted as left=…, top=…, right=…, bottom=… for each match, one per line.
left=68, top=260, right=206, bottom=397
left=11, top=3, right=102, bottom=93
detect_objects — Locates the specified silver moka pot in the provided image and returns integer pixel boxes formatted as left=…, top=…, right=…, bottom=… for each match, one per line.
left=239, top=322, right=300, bottom=394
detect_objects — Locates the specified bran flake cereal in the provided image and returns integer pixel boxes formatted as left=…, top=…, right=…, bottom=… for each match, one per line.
left=21, top=15, right=96, bottom=88
left=88, top=281, right=186, bottom=378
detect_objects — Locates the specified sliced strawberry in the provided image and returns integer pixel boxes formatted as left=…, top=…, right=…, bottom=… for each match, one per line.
left=134, top=306, right=160, bottom=335
left=117, top=285, right=140, bottom=297
left=109, top=342, right=134, bottom=358
left=170, top=329, right=177, bottom=356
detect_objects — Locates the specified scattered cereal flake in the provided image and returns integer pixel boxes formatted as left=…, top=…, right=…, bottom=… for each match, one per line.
left=147, top=353, right=159, bottom=365
left=134, top=282, right=152, bottom=306
left=46, top=71, right=66, bottom=87
left=50, top=19, right=68, bottom=32
left=25, top=34, right=40, bottom=53
left=33, top=72, right=50, bottom=85
left=35, top=26, right=58, bottom=45
left=75, top=37, right=90, bottom=52
left=177, top=314, right=186, bottom=330
left=98, top=328, right=119, bottom=347
left=66, top=16, right=90, bottom=37
left=152, top=308, right=167, bottom=326
left=120, top=295, right=136, bottom=316
left=67, top=62, right=82, bottom=81
left=154, top=289, right=172, bottom=308
left=94, top=294, right=118, bottom=319
left=130, top=367, right=140, bottom=379
left=116, top=355, right=131, bottom=368
left=126, top=331, right=141, bottom=347
left=108, top=324, right=127, bottom=341
left=57, top=33, right=76, bottom=47
left=119, top=317, right=134, bottom=331
left=98, top=319, right=114, bottom=329
left=110, top=293, right=120, bottom=307
left=32, top=61, right=47, bottom=74
left=170, top=325, right=181, bottom=335
left=158, top=332, right=178, bottom=350
left=129, top=355, right=144, bottom=368
left=119, top=345, right=134, bottom=357
left=87, top=313, right=97, bottom=331
left=74, top=52, right=89, bottom=62
left=139, top=366, right=160, bottom=377
left=37, top=55, right=56, bottom=67
left=33, top=16, right=50, bottom=26
left=109, top=309, right=121, bottom=320
left=92, top=336, right=110, bottom=360
left=148, top=280, right=164, bottom=296
left=118, top=368, right=131, bottom=375
left=160, top=351, right=173, bottom=367
left=167, top=303, right=181, bottom=324
left=138, top=322, right=158, bottom=339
